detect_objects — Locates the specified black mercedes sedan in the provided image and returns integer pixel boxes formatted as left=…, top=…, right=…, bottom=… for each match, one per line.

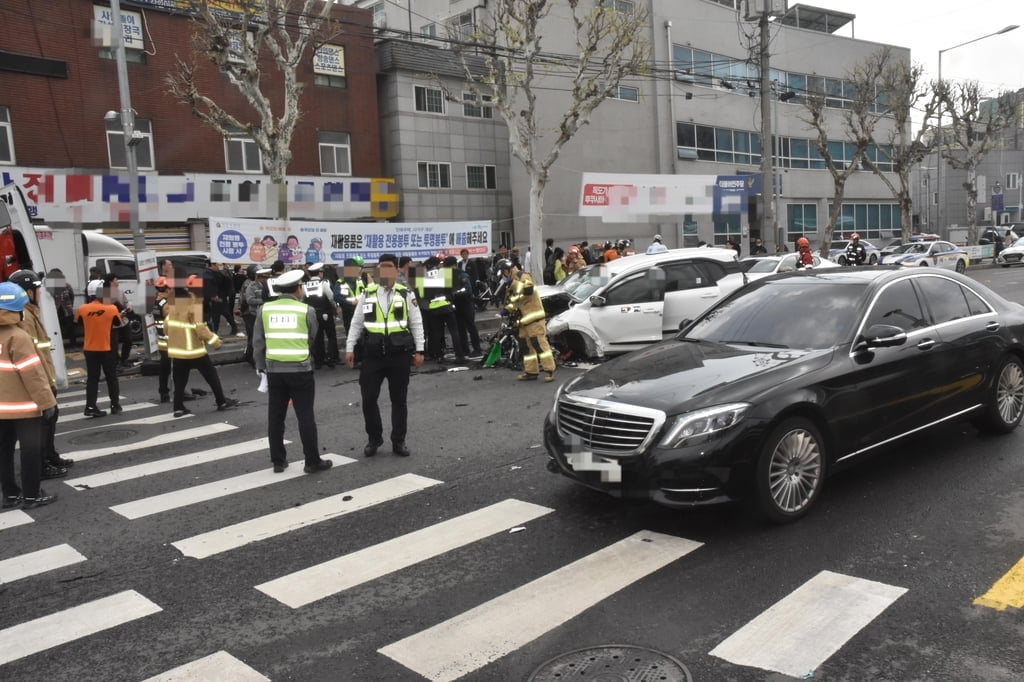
left=543, top=268, right=1024, bottom=523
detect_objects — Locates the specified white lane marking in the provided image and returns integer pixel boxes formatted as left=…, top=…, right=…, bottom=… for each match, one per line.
left=0, top=544, right=87, bottom=584
left=0, top=590, right=162, bottom=665
left=57, top=389, right=87, bottom=399
left=63, top=424, right=236, bottom=462
left=58, top=395, right=126, bottom=409
left=0, top=510, right=34, bottom=531
left=111, top=454, right=354, bottom=520
left=140, top=650, right=270, bottom=681
left=173, top=473, right=442, bottom=560
left=257, top=499, right=553, bottom=609
left=65, top=438, right=285, bottom=490
left=379, top=530, right=701, bottom=682
left=58, top=403, right=159, bottom=426
left=709, top=570, right=907, bottom=678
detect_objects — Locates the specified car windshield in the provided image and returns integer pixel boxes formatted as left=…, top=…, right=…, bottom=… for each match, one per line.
left=829, top=241, right=848, bottom=251
left=558, top=266, right=592, bottom=296
left=683, top=280, right=865, bottom=349
left=746, top=258, right=782, bottom=273
left=894, top=243, right=928, bottom=254
left=569, top=265, right=612, bottom=301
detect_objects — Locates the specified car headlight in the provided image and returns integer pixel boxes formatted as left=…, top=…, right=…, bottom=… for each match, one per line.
left=658, top=403, right=750, bottom=448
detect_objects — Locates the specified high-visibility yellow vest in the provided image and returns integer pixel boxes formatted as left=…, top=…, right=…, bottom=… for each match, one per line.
left=262, top=297, right=310, bottom=362
left=362, top=283, right=410, bottom=335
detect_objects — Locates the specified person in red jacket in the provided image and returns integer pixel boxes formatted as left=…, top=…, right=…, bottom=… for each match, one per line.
left=0, top=281, right=59, bottom=509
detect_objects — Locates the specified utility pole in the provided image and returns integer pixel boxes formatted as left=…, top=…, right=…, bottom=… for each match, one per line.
left=109, top=0, right=145, bottom=252
left=757, top=6, right=775, bottom=251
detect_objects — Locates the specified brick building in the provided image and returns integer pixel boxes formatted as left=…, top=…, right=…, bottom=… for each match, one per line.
left=0, top=0, right=388, bottom=248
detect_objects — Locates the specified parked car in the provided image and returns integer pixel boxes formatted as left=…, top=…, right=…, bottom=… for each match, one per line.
left=827, top=239, right=880, bottom=265
left=543, top=267, right=1024, bottom=523
left=996, top=237, right=1024, bottom=267
left=880, top=240, right=969, bottom=272
left=545, top=248, right=744, bottom=359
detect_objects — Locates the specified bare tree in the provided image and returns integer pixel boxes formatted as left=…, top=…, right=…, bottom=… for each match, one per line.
left=450, top=0, right=651, bottom=279
left=940, top=81, right=1020, bottom=245
left=855, top=50, right=942, bottom=242
left=799, top=50, right=890, bottom=260
left=166, top=0, right=338, bottom=217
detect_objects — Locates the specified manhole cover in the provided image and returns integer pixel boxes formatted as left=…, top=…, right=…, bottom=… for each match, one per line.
left=68, top=429, right=138, bottom=446
left=528, top=645, right=692, bottom=682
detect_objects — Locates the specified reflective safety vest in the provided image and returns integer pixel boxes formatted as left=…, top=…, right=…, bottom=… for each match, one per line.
left=261, top=297, right=310, bottom=362
left=153, top=294, right=169, bottom=352
left=165, top=317, right=217, bottom=359
left=361, top=283, right=410, bottom=336
left=303, top=277, right=325, bottom=300
left=507, top=272, right=546, bottom=327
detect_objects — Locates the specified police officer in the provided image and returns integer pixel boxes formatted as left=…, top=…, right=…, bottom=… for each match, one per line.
left=303, top=262, right=340, bottom=368
left=254, top=269, right=332, bottom=474
left=845, top=233, right=867, bottom=266
left=346, top=253, right=424, bottom=458
left=419, top=256, right=467, bottom=363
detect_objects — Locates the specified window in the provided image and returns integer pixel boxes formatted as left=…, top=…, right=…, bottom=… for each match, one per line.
left=0, top=106, right=14, bottom=164
left=787, top=204, right=818, bottom=241
left=599, top=0, right=635, bottom=14
left=661, top=262, right=714, bottom=294
left=225, top=136, right=263, bottom=173
left=418, top=162, right=451, bottom=189
left=466, top=165, right=496, bottom=190
left=605, top=273, right=656, bottom=305
left=414, top=86, right=444, bottom=114
left=864, top=280, right=928, bottom=333
left=319, top=132, right=351, bottom=176
left=105, top=117, right=154, bottom=170
left=1007, top=173, right=1020, bottom=191
left=313, top=44, right=346, bottom=88
left=915, top=277, right=980, bottom=325
left=446, top=12, right=473, bottom=41
left=463, top=92, right=493, bottom=118
left=369, top=2, right=385, bottom=28
left=830, top=203, right=902, bottom=241
left=676, top=122, right=762, bottom=166
left=611, top=85, right=639, bottom=102
left=421, top=23, right=437, bottom=38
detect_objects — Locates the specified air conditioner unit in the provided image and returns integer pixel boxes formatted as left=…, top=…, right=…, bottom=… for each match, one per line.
left=674, top=71, right=694, bottom=84
left=677, top=148, right=698, bottom=160
left=744, top=0, right=788, bottom=21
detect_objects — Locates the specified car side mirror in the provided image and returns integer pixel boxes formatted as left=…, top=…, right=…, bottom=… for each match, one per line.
left=589, top=294, right=606, bottom=307
left=855, top=324, right=907, bottom=352
left=678, top=318, right=692, bottom=331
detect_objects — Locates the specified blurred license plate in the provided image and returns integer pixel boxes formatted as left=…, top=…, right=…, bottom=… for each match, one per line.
left=567, top=450, right=622, bottom=483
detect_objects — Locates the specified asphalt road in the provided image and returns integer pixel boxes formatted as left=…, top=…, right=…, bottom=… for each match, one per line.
left=2, top=269, right=1024, bottom=681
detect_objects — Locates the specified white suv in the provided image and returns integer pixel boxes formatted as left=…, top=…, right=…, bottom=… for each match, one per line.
left=545, top=248, right=743, bottom=359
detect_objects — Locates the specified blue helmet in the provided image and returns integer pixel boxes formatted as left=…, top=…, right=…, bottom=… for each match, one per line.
left=0, top=281, right=29, bottom=312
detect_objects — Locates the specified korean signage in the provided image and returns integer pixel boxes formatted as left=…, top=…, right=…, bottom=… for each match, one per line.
left=93, top=5, right=144, bottom=50
left=209, top=217, right=492, bottom=265
left=579, top=172, right=720, bottom=219
left=313, top=44, right=346, bottom=77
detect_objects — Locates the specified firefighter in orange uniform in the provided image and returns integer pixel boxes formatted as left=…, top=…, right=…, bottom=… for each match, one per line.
left=504, top=263, right=556, bottom=382
left=0, top=281, right=59, bottom=509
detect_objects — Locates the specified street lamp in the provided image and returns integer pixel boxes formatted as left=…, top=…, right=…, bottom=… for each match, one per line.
left=107, top=0, right=145, bottom=252
left=935, top=24, right=1019, bottom=240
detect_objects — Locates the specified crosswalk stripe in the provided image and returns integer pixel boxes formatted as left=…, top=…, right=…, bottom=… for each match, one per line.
left=59, top=395, right=125, bottom=410
left=0, top=544, right=87, bottom=584
left=173, top=473, right=443, bottom=560
left=973, top=555, right=1024, bottom=611
left=58, top=403, right=155, bottom=425
left=378, top=530, right=701, bottom=682
left=0, top=589, right=162, bottom=665
left=0, top=510, right=34, bottom=531
left=111, top=453, right=354, bottom=520
left=66, top=438, right=286, bottom=490
left=709, top=570, right=907, bottom=677
left=257, top=498, right=554, bottom=609
left=63, top=423, right=237, bottom=462
left=140, top=650, right=270, bottom=681
left=58, top=389, right=87, bottom=399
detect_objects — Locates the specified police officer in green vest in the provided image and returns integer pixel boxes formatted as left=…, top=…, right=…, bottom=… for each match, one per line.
left=346, top=253, right=425, bottom=458
left=254, top=269, right=332, bottom=474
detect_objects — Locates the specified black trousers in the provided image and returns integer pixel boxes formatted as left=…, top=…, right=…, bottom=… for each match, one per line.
left=312, top=306, right=339, bottom=365
left=158, top=349, right=171, bottom=396
left=267, top=371, right=319, bottom=466
left=0, top=417, right=43, bottom=499
left=359, top=350, right=412, bottom=444
left=242, top=314, right=257, bottom=365
left=42, top=386, right=58, bottom=464
left=172, top=355, right=226, bottom=411
left=453, top=299, right=482, bottom=354
left=427, top=308, right=466, bottom=359
left=85, top=350, right=119, bottom=409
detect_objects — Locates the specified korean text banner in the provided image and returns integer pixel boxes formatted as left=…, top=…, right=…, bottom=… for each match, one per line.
left=209, top=217, right=492, bottom=266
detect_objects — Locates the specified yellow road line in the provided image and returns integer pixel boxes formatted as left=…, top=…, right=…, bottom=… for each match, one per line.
left=974, top=556, right=1024, bottom=611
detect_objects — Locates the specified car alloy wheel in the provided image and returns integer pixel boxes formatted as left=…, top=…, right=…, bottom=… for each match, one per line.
left=755, top=418, right=825, bottom=523
left=978, top=356, right=1024, bottom=434
left=955, top=259, right=966, bottom=273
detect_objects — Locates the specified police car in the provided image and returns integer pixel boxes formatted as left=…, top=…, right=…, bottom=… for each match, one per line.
left=827, top=239, right=880, bottom=265
left=880, top=240, right=969, bottom=272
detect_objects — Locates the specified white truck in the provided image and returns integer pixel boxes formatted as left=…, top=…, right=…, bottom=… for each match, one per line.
left=35, top=225, right=146, bottom=339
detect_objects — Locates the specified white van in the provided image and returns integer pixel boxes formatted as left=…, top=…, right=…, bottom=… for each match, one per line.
left=545, top=248, right=745, bottom=359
